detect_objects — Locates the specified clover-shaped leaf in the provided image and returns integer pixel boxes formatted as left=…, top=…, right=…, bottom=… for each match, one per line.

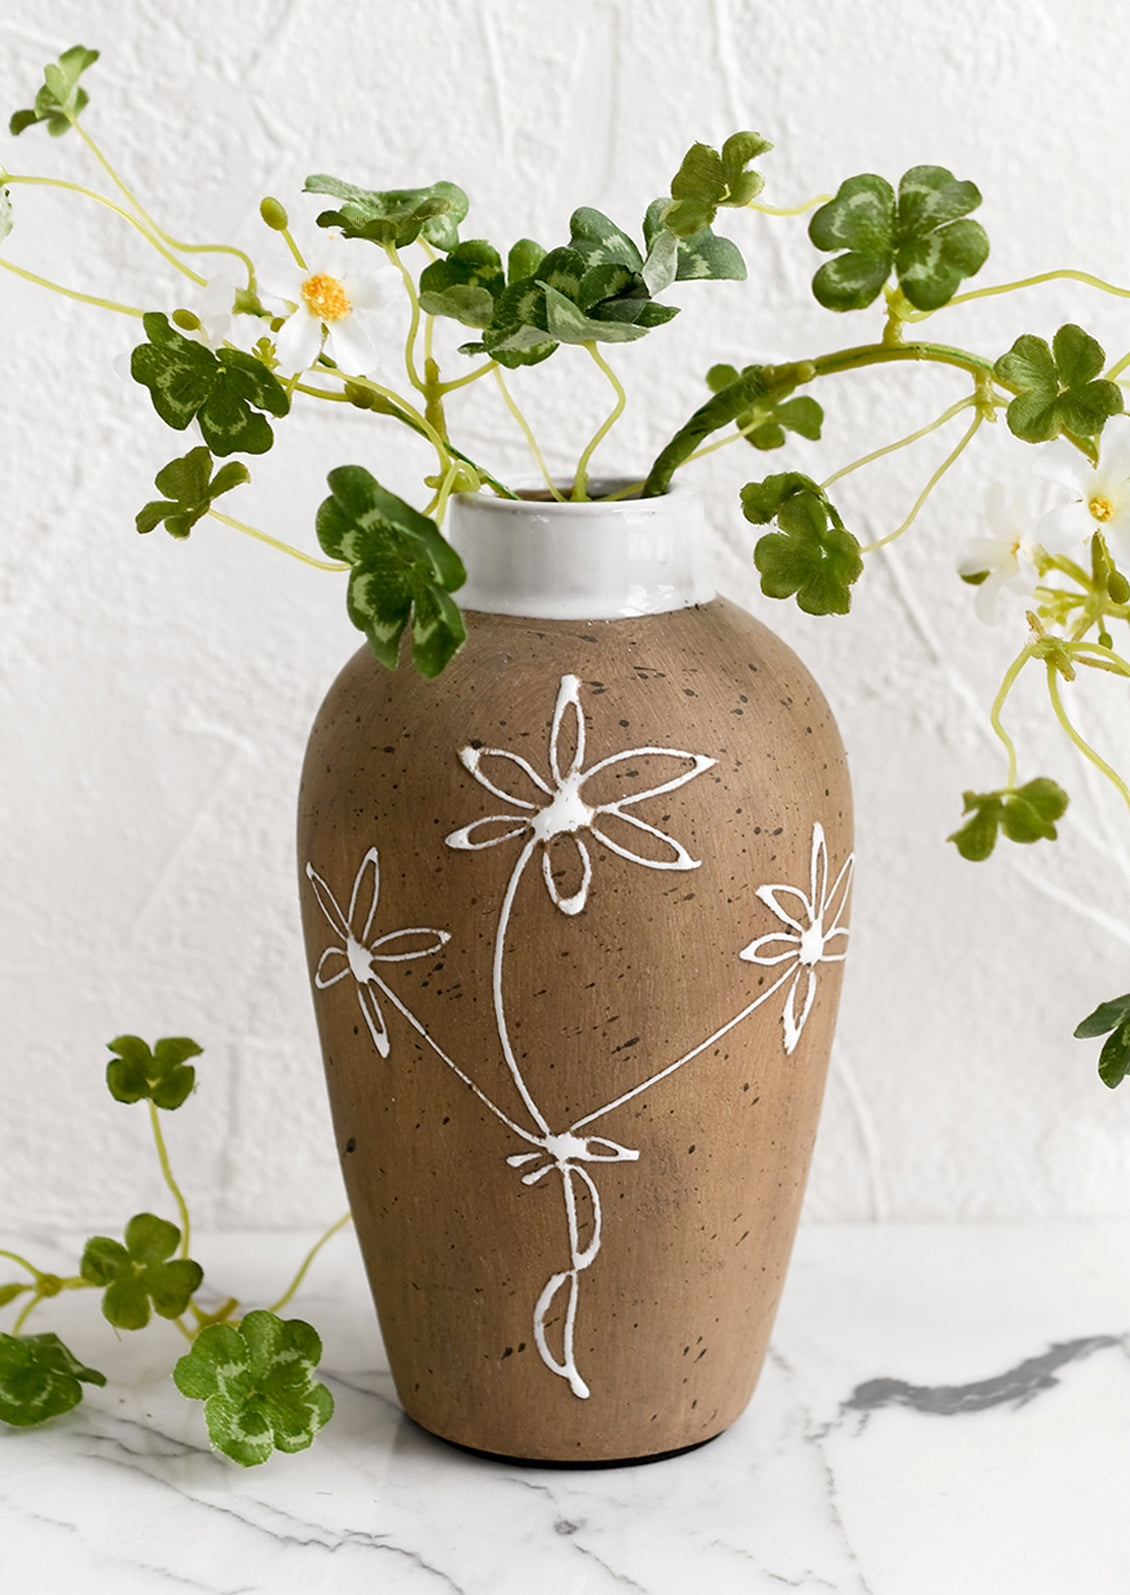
left=0, top=1333, right=106, bottom=1427
left=304, top=174, right=468, bottom=252
left=316, top=466, right=466, bottom=677
left=744, top=473, right=862, bottom=615
left=947, top=777, right=1069, bottom=862
left=995, top=325, right=1123, bottom=444
left=1075, top=993, right=1130, bottom=1088
left=809, top=165, right=989, bottom=312
left=641, top=199, right=746, bottom=290
left=173, top=1310, right=333, bottom=1466
left=706, top=364, right=822, bottom=450
left=135, top=448, right=250, bottom=540
left=130, top=314, right=289, bottom=456
left=81, top=1214, right=203, bottom=1331
left=418, top=240, right=505, bottom=329
left=9, top=45, right=99, bottom=138
left=105, top=1033, right=202, bottom=1109
left=662, top=132, right=772, bottom=238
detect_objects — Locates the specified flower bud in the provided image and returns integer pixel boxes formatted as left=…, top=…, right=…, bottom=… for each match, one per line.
left=171, top=308, right=201, bottom=332
left=259, top=196, right=289, bottom=231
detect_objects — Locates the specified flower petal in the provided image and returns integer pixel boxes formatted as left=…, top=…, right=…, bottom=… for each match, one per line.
left=458, top=745, right=551, bottom=809
left=542, top=832, right=592, bottom=915
left=549, top=675, right=586, bottom=785
left=369, top=926, right=451, bottom=962
left=348, top=847, right=382, bottom=942
left=822, top=853, right=855, bottom=938
left=356, top=982, right=390, bottom=1059
left=808, top=823, right=829, bottom=918
left=782, top=967, right=817, bottom=1054
left=325, top=316, right=377, bottom=377
left=314, top=945, right=351, bottom=988
left=305, top=862, right=350, bottom=939
left=739, top=932, right=801, bottom=966
left=446, top=815, right=531, bottom=851
left=590, top=810, right=702, bottom=870
left=755, top=883, right=813, bottom=935
left=584, top=747, right=715, bottom=809
left=274, top=310, right=323, bottom=375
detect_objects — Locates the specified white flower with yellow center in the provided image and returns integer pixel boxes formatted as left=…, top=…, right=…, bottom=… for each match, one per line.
left=260, top=240, right=398, bottom=377
left=1036, top=415, right=1130, bottom=562
left=956, top=485, right=1042, bottom=624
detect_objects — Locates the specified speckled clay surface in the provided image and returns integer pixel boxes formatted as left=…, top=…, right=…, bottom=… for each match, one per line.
left=298, top=599, right=852, bottom=1460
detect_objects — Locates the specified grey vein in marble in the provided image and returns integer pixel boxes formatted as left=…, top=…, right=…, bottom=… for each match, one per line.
left=840, top=1333, right=1126, bottom=1421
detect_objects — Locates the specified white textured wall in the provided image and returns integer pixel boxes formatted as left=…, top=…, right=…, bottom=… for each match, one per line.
left=2, top=0, right=1129, bottom=1231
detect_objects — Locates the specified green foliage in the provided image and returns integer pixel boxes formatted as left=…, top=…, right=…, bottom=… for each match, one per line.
left=0, top=187, right=12, bottom=246
left=809, top=166, right=989, bottom=312
left=995, top=325, right=1123, bottom=444
left=0, top=1333, right=106, bottom=1427
left=643, top=365, right=773, bottom=496
left=173, top=1311, right=333, bottom=1466
left=9, top=46, right=99, bottom=138
left=662, top=132, right=772, bottom=237
left=80, top=1214, right=203, bottom=1331
left=1074, top=993, right=1130, bottom=1088
left=418, top=240, right=505, bottom=329
left=316, top=466, right=466, bottom=676
left=136, top=449, right=250, bottom=539
left=947, top=777, right=1069, bottom=861
left=706, top=363, right=823, bottom=450
left=743, top=473, right=862, bottom=614
left=105, top=1033, right=201, bottom=1109
left=304, top=174, right=468, bottom=251
left=130, top=314, right=289, bottom=456
left=641, top=199, right=746, bottom=289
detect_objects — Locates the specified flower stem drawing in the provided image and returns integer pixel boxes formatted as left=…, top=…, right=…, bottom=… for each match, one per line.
left=306, top=676, right=853, bottom=1402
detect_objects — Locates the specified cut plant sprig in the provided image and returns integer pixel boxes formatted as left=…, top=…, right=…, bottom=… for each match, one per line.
left=0, top=1031, right=347, bottom=1463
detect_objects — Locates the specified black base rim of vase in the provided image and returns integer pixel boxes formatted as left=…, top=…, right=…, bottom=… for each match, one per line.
left=412, top=1416, right=726, bottom=1470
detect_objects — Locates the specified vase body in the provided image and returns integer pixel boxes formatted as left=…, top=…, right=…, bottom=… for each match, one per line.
left=298, top=485, right=853, bottom=1463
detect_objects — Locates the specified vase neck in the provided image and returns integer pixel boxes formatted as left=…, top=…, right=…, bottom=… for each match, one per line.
left=444, top=482, right=715, bottom=620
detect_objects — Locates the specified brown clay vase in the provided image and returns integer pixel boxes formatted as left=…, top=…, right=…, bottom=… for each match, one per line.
left=297, top=482, right=853, bottom=1464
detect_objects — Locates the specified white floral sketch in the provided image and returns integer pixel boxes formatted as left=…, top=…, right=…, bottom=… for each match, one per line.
left=307, top=679, right=853, bottom=1404
left=739, top=821, right=854, bottom=1054
left=306, top=847, right=450, bottom=1058
left=445, top=672, right=715, bottom=916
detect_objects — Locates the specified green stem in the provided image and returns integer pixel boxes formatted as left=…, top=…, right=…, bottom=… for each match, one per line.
left=384, top=244, right=426, bottom=395
left=0, top=1249, right=41, bottom=1278
left=1106, top=349, right=1130, bottom=383
left=438, top=360, right=497, bottom=394
left=861, top=408, right=984, bottom=554
left=947, top=268, right=1130, bottom=309
left=821, top=393, right=978, bottom=492
left=206, top=508, right=349, bottom=570
left=1046, top=665, right=1130, bottom=815
left=0, top=254, right=145, bottom=317
left=326, top=366, right=452, bottom=473
left=806, top=340, right=1001, bottom=386
left=492, top=367, right=563, bottom=499
left=572, top=343, right=627, bottom=501
left=266, top=1213, right=352, bottom=1315
left=990, top=644, right=1037, bottom=789
left=148, top=1101, right=192, bottom=1259
left=70, top=118, right=255, bottom=286
left=747, top=192, right=832, bottom=217
left=11, top=1295, right=41, bottom=1335
left=3, top=173, right=205, bottom=284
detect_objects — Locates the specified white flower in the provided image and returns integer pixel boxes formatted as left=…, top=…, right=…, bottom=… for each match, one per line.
left=739, top=822, right=853, bottom=1055
left=1036, top=414, right=1130, bottom=561
left=445, top=673, right=716, bottom=916
left=956, top=484, right=1042, bottom=624
left=306, top=847, right=450, bottom=1058
left=259, top=238, right=398, bottom=377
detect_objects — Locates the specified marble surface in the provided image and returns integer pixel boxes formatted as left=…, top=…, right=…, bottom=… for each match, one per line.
left=3, top=1221, right=1129, bottom=1594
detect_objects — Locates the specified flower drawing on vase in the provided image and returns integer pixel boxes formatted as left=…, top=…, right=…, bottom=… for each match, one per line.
left=444, top=673, right=716, bottom=915
left=739, top=821, right=854, bottom=1055
left=305, top=847, right=450, bottom=1058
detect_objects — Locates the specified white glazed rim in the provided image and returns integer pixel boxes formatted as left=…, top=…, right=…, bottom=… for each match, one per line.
left=453, top=477, right=689, bottom=515
left=446, top=476, right=715, bottom=620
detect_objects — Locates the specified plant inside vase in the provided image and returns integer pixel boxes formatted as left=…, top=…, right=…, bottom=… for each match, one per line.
left=3, top=42, right=1130, bottom=1459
